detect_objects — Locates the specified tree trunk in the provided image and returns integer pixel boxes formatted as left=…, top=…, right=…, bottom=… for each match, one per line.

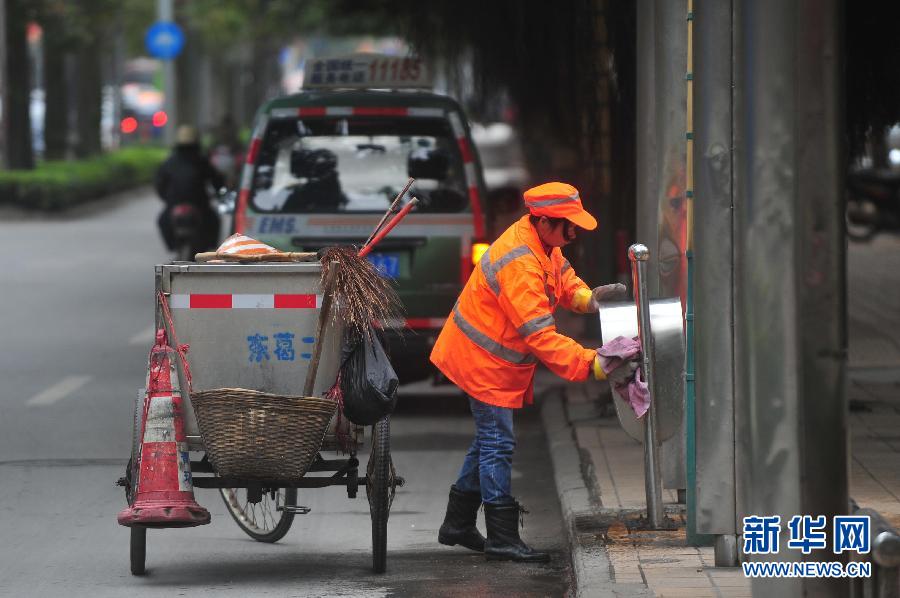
left=609, top=0, right=637, bottom=262
left=4, top=0, right=33, bottom=169
left=245, top=39, right=277, bottom=125
left=226, top=61, right=242, bottom=126
left=209, top=52, right=227, bottom=127
left=175, top=27, right=195, bottom=132
left=75, top=35, right=102, bottom=158
left=42, top=19, right=68, bottom=160
left=0, top=0, right=8, bottom=168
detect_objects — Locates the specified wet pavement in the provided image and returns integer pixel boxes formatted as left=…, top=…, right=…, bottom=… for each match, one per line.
left=0, top=399, right=570, bottom=597
left=0, top=191, right=571, bottom=597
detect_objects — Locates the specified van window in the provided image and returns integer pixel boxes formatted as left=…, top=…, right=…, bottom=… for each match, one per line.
left=250, top=117, right=469, bottom=214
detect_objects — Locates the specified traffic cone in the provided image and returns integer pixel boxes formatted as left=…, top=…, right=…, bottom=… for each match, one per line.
left=118, top=329, right=210, bottom=528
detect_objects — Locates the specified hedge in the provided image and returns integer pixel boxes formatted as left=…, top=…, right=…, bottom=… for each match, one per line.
left=0, top=146, right=168, bottom=211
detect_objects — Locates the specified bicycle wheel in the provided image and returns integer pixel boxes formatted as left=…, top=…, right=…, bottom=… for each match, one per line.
left=220, top=487, right=297, bottom=543
left=367, top=416, right=393, bottom=573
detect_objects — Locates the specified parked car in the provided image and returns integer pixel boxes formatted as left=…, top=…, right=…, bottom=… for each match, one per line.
left=118, top=82, right=166, bottom=143
left=232, top=56, right=493, bottom=384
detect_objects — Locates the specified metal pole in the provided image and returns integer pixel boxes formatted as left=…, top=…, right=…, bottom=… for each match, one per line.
left=653, top=0, right=688, bottom=495
left=878, top=569, right=899, bottom=598
left=157, top=0, right=176, bottom=146
left=873, top=526, right=900, bottom=598
left=629, top=243, right=664, bottom=528
left=734, top=0, right=845, bottom=594
left=693, top=0, right=737, bottom=559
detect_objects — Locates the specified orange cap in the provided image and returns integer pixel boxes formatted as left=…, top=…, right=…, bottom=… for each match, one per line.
left=523, top=182, right=597, bottom=230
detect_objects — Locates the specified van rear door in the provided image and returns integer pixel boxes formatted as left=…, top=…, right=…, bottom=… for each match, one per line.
left=235, top=106, right=487, bottom=328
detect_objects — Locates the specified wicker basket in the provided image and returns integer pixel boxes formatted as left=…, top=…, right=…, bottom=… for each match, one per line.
left=190, top=388, right=337, bottom=479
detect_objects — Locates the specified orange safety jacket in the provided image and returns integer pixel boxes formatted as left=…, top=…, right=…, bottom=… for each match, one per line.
left=430, top=215, right=598, bottom=408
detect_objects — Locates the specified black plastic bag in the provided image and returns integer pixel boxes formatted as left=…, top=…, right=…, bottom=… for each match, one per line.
left=338, top=326, right=399, bottom=425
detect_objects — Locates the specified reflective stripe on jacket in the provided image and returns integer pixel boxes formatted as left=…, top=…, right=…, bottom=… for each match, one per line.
left=430, top=215, right=597, bottom=408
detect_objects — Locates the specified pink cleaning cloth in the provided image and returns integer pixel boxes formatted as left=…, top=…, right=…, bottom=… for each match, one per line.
left=597, top=336, right=651, bottom=418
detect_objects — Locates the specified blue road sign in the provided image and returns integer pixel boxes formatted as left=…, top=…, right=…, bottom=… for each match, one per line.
left=145, top=21, right=185, bottom=60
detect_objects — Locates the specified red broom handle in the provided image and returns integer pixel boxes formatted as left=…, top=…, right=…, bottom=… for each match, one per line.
left=358, top=197, right=419, bottom=258
left=363, top=178, right=415, bottom=248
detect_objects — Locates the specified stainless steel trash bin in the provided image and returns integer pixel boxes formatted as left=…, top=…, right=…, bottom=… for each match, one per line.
left=597, top=297, right=685, bottom=443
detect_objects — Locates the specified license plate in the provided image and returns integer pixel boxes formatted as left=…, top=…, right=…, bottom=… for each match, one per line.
left=367, top=254, right=401, bottom=279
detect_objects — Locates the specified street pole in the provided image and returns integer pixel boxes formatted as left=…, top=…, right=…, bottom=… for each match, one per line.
left=630, top=243, right=665, bottom=529
left=157, top=0, right=176, bottom=146
left=112, top=12, right=124, bottom=150
left=733, top=1, right=846, bottom=595
left=692, top=0, right=737, bottom=563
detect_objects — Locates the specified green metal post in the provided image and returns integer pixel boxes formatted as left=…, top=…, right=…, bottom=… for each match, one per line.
left=686, top=248, right=713, bottom=546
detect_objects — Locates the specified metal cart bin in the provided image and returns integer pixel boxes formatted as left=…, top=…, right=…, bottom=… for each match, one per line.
left=121, top=262, right=400, bottom=576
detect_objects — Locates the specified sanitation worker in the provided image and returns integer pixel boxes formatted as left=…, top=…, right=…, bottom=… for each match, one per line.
left=431, top=181, right=631, bottom=562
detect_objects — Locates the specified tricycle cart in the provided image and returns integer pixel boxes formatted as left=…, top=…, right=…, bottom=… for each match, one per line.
left=119, top=261, right=402, bottom=575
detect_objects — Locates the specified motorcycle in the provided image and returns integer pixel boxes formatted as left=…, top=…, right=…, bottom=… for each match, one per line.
left=164, top=188, right=235, bottom=261
left=846, top=168, right=900, bottom=242
left=169, top=203, right=202, bottom=262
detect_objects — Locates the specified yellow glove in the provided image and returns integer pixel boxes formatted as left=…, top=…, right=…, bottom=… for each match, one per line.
left=572, top=288, right=594, bottom=313
left=592, top=356, right=607, bottom=381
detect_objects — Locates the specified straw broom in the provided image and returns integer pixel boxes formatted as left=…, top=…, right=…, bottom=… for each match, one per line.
left=319, top=196, right=418, bottom=342
left=320, top=188, right=417, bottom=443
left=318, top=245, right=402, bottom=340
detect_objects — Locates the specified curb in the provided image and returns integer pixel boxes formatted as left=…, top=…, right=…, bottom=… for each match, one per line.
left=541, top=388, right=652, bottom=598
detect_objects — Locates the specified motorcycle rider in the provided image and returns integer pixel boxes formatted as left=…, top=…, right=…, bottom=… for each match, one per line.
left=155, top=124, right=225, bottom=253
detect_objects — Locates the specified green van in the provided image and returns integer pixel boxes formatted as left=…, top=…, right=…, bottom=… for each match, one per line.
left=233, top=63, right=492, bottom=384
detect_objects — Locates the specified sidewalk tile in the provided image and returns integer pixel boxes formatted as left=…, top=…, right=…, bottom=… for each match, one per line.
left=642, top=570, right=707, bottom=579
left=575, top=425, right=602, bottom=449
left=705, top=569, right=745, bottom=577
left=584, top=443, right=622, bottom=508
left=654, top=590, right=718, bottom=597
left=550, top=342, right=900, bottom=598
left=645, top=581, right=715, bottom=591
left=713, top=580, right=754, bottom=588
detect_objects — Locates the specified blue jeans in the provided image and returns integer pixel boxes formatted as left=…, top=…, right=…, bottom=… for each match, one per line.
left=454, top=396, right=516, bottom=505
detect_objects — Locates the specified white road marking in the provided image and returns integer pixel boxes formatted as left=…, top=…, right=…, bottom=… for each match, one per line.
left=128, top=326, right=156, bottom=346
left=26, top=376, right=92, bottom=407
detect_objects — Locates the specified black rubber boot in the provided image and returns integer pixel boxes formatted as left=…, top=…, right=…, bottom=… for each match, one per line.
left=438, top=485, right=486, bottom=552
left=484, top=501, right=550, bottom=562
